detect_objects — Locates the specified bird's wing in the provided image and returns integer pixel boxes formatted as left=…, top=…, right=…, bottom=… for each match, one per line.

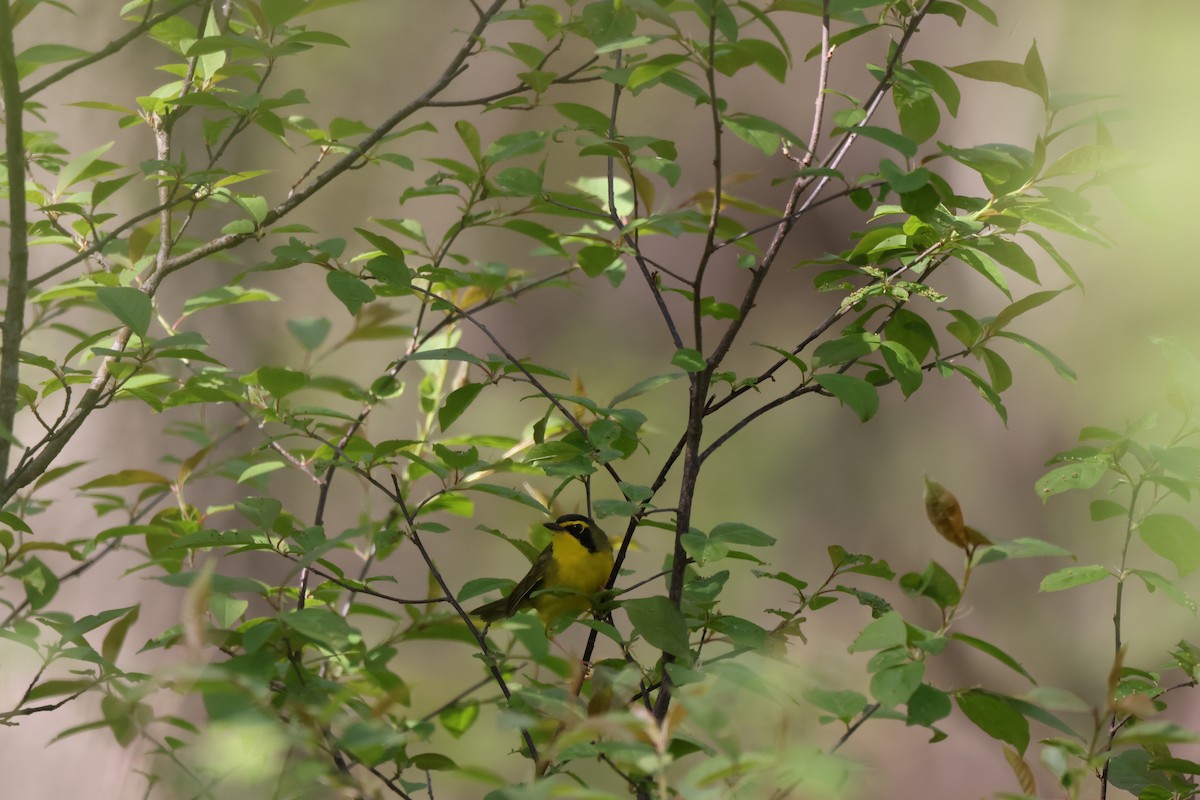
left=504, top=543, right=552, bottom=616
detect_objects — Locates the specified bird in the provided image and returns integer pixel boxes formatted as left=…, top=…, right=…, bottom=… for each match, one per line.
left=470, top=513, right=614, bottom=627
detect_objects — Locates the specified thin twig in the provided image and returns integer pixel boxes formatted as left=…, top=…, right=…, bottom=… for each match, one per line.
left=832, top=703, right=880, bottom=752
left=1, top=0, right=513, bottom=505
left=604, top=50, right=685, bottom=350
left=143, top=0, right=512, bottom=295
left=21, top=1, right=205, bottom=99
left=705, top=246, right=953, bottom=421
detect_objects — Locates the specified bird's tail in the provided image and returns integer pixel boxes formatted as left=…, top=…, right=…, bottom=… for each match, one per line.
left=470, top=597, right=509, bottom=622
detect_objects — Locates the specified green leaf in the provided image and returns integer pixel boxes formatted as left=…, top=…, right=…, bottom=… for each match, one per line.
left=465, top=484, right=548, bottom=513
left=17, top=43, right=89, bottom=77
left=958, top=247, right=1010, bottom=298
left=722, top=112, right=808, bottom=155
left=1139, top=515, right=1200, bottom=577
left=624, top=596, right=692, bottom=663
left=281, top=607, right=360, bottom=651
left=1035, top=460, right=1107, bottom=500
left=710, top=522, right=775, bottom=547
left=23, top=679, right=94, bottom=703
left=671, top=348, right=706, bottom=372
left=957, top=0, right=998, bottom=24
left=439, top=700, right=480, bottom=738
left=609, top=373, right=683, bottom=407
left=1113, top=721, right=1200, bottom=747
left=627, top=53, right=690, bottom=91
left=406, top=347, right=484, bottom=367
left=287, top=317, right=331, bottom=351
left=886, top=309, right=937, bottom=361
left=957, top=691, right=1030, bottom=753
left=254, top=366, right=309, bottom=398
left=910, top=60, right=961, bottom=116
left=848, top=125, right=918, bottom=158
left=15, top=557, right=59, bottom=610
left=879, top=159, right=930, bottom=193
left=907, top=683, right=952, bottom=727
left=96, top=286, right=151, bottom=336
left=979, top=238, right=1040, bottom=282
left=804, top=23, right=879, bottom=61
left=990, top=289, right=1067, bottom=333
left=1039, top=564, right=1110, bottom=592
left=79, top=469, right=171, bottom=489
left=0, top=510, right=32, bottom=534
left=814, top=374, right=878, bottom=422
left=554, top=102, right=612, bottom=134
left=977, top=537, right=1074, bottom=563
left=996, top=331, right=1076, bottom=381
left=812, top=332, right=880, bottom=367
left=1090, top=499, right=1127, bottom=521
left=237, top=461, right=287, bottom=483
left=1129, top=569, right=1197, bottom=614
left=326, top=271, right=376, bottom=315
left=896, top=95, right=940, bottom=145
left=949, top=56, right=1046, bottom=104
left=900, top=561, right=961, bottom=609
left=431, top=445, right=478, bottom=471
left=1041, top=144, right=1128, bottom=180
left=871, top=661, right=925, bottom=708
left=699, top=296, right=740, bottom=320
left=848, top=610, right=906, bottom=652
left=439, top=383, right=484, bottom=431
left=753, top=342, right=807, bottom=374
left=980, top=348, right=1012, bottom=393
left=804, top=688, right=868, bottom=723
left=1022, top=230, right=1082, bottom=288
left=1023, top=41, right=1049, bottom=104
left=593, top=498, right=637, bottom=518
left=880, top=340, right=922, bottom=397
left=1021, top=686, right=1090, bottom=713
left=1151, top=445, right=1200, bottom=482
left=951, top=633, right=1036, bottom=682
left=411, top=752, right=458, bottom=771
left=182, top=286, right=280, bottom=316
left=56, top=142, right=115, bottom=196
left=455, top=119, right=481, bottom=164
left=484, top=130, right=547, bottom=163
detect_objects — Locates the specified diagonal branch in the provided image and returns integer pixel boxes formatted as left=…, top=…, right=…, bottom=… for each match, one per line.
left=21, top=0, right=206, bottom=100
left=143, top=0, right=511, bottom=294
left=1, top=0, right=512, bottom=504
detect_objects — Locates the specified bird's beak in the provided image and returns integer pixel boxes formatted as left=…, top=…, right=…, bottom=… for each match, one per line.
left=543, top=521, right=564, bottom=531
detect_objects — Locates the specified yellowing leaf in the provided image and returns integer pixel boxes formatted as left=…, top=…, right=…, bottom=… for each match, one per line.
left=923, top=476, right=988, bottom=551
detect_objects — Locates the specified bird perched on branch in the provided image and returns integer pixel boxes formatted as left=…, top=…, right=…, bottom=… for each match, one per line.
left=471, top=513, right=613, bottom=627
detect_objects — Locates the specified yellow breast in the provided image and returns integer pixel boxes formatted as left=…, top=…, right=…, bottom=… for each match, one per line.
left=533, top=530, right=614, bottom=622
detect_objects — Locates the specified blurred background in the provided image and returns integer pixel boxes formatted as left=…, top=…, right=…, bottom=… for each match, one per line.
left=2, top=1, right=1200, bottom=797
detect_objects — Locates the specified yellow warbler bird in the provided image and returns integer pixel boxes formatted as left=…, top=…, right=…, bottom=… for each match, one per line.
left=470, top=514, right=613, bottom=626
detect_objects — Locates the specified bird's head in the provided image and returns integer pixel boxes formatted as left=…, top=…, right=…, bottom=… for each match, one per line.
left=545, top=513, right=610, bottom=553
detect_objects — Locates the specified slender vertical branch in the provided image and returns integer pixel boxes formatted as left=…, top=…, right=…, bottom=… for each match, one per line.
left=708, top=0, right=932, bottom=371
left=0, top=0, right=28, bottom=484
left=800, top=2, right=832, bottom=168
left=1100, top=478, right=1144, bottom=798
left=690, top=8, right=724, bottom=352
left=604, top=51, right=684, bottom=349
